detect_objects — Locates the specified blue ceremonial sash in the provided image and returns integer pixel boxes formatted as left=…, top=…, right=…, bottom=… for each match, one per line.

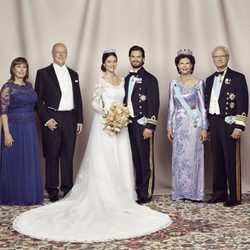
left=172, top=80, right=201, bottom=128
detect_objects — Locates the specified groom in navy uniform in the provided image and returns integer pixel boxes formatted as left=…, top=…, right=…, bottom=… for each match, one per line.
left=124, top=45, right=160, bottom=204
left=35, top=43, right=83, bottom=202
left=206, top=46, right=248, bottom=207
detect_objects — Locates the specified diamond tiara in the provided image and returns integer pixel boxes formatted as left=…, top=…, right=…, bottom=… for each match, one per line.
left=177, top=48, right=193, bottom=56
left=103, top=49, right=116, bottom=54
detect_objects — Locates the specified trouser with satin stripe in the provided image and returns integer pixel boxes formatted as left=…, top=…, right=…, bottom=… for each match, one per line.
left=209, top=115, right=241, bottom=202
left=128, top=117, right=155, bottom=201
left=42, top=109, right=77, bottom=196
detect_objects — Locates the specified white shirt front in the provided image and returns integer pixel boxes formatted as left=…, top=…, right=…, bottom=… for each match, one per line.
left=209, top=75, right=225, bottom=115
left=53, top=63, right=74, bottom=111
left=127, top=67, right=142, bottom=117
left=127, top=75, right=136, bottom=117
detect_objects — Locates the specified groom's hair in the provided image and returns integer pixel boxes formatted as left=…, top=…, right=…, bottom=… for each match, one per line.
left=129, top=45, right=145, bottom=58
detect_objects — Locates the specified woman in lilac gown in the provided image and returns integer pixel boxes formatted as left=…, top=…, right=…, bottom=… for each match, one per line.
left=0, top=57, right=43, bottom=205
left=167, top=49, right=208, bottom=202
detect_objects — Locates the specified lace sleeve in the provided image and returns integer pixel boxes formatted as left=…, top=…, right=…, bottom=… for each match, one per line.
left=92, top=80, right=105, bottom=113
left=0, top=83, right=11, bottom=115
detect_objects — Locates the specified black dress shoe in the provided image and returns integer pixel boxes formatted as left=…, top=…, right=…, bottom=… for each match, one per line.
left=191, top=200, right=204, bottom=203
left=179, top=198, right=186, bottom=202
left=223, top=201, right=241, bottom=207
left=206, top=198, right=226, bottom=204
left=137, top=197, right=152, bottom=204
left=63, top=192, right=69, bottom=198
left=49, top=194, right=59, bottom=202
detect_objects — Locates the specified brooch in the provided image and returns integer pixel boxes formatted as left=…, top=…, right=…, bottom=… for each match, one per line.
left=139, top=94, right=147, bottom=101
left=225, top=78, right=231, bottom=84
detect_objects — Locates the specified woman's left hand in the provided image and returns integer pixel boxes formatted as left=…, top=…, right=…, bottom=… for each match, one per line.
left=4, top=132, right=14, bottom=147
left=200, top=129, right=207, bottom=142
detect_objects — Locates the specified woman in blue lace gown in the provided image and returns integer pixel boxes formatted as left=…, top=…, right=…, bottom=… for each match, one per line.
left=0, top=57, right=43, bottom=205
left=167, top=49, right=208, bottom=202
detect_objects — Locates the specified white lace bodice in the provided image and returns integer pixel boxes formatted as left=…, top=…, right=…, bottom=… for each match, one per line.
left=92, top=78, right=125, bottom=113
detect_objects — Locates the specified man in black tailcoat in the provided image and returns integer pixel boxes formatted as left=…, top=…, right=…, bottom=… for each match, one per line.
left=206, top=46, right=248, bottom=207
left=124, top=45, right=159, bottom=204
left=35, top=43, right=83, bottom=202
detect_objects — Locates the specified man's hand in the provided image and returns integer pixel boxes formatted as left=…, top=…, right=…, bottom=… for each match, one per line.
left=231, top=129, right=241, bottom=139
left=77, top=123, right=83, bottom=134
left=143, top=128, right=153, bottom=140
left=46, top=118, right=58, bottom=131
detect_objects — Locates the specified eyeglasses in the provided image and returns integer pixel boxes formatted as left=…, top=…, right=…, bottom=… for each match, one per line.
left=213, top=55, right=228, bottom=59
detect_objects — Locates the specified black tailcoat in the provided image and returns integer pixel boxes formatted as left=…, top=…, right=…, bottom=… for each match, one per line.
left=35, top=64, right=83, bottom=195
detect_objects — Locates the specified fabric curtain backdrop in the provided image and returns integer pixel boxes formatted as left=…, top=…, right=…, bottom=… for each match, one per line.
left=0, top=0, right=249, bottom=193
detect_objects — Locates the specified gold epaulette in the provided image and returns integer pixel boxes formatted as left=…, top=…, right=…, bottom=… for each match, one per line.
left=235, top=112, right=247, bottom=127
left=147, top=115, right=157, bottom=125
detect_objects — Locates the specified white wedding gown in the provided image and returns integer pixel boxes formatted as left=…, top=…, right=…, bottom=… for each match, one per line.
left=13, top=78, right=172, bottom=242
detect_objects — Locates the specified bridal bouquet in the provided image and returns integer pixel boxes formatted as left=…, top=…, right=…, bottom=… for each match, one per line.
left=102, top=102, right=131, bottom=135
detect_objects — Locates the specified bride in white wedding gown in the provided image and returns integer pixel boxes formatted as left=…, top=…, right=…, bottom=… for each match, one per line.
left=13, top=50, right=172, bottom=242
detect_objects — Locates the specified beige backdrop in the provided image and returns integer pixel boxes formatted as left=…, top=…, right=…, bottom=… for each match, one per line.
left=0, top=0, right=249, bottom=193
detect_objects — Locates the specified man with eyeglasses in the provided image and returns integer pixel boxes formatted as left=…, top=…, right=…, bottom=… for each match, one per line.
left=205, top=46, right=248, bottom=207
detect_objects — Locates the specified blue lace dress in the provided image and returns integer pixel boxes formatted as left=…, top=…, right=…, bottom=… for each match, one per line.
left=0, top=82, right=43, bottom=205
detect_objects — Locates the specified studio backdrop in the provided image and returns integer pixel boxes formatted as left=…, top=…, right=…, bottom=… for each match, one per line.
left=0, top=0, right=249, bottom=193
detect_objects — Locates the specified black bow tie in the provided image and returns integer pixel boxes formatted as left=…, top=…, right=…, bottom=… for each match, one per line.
left=215, top=71, right=224, bottom=77
left=129, top=72, right=137, bottom=77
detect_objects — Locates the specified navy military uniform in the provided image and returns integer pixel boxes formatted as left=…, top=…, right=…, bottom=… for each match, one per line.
left=205, top=67, right=248, bottom=203
left=124, top=67, right=159, bottom=202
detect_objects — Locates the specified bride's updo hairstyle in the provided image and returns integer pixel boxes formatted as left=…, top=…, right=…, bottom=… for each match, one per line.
left=101, top=49, right=117, bottom=72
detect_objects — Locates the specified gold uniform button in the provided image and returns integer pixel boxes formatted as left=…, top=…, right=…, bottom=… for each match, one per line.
left=226, top=102, right=229, bottom=104
left=139, top=88, right=142, bottom=90
left=139, top=106, right=142, bottom=108
left=139, top=112, right=142, bottom=115
left=225, top=112, right=228, bottom=115
left=227, top=92, right=229, bottom=95
left=226, top=107, right=228, bottom=110
left=139, top=100, right=141, bottom=102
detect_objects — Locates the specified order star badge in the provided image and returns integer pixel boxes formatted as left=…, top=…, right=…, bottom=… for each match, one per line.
left=229, top=93, right=235, bottom=100
left=139, top=94, right=147, bottom=101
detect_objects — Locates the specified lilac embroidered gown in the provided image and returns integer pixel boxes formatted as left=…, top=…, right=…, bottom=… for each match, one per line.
left=167, top=80, right=208, bottom=201
left=0, top=82, right=43, bottom=205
